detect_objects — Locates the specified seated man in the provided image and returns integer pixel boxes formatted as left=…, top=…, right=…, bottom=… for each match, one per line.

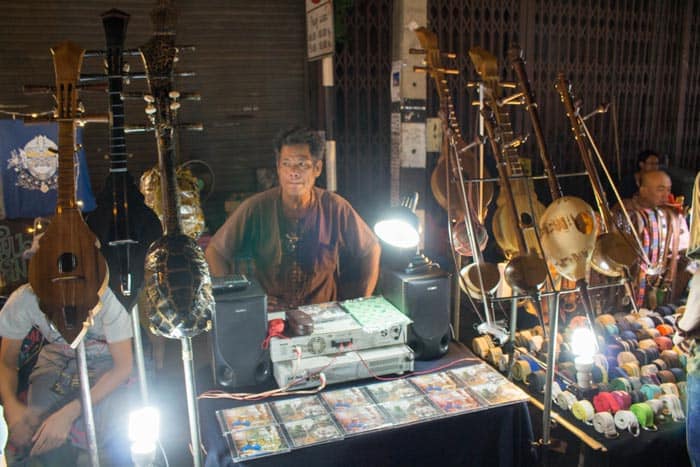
left=615, top=169, right=689, bottom=308
left=205, top=127, right=381, bottom=310
left=0, top=284, right=133, bottom=465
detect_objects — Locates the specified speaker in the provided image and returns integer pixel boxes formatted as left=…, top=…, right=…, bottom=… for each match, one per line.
left=380, top=267, right=451, bottom=360
left=210, top=278, right=271, bottom=388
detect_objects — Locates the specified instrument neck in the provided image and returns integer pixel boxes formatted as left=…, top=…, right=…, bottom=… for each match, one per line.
left=509, top=54, right=562, bottom=200
left=107, top=68, right=128, bottom=173
left=56, top=120, right=78, bottom=211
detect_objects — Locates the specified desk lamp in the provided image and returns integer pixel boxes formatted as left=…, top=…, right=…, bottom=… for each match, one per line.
left=373, top=193, right=434, bottom=274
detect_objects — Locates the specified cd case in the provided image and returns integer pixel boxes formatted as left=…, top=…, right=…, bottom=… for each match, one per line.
left=225, top=424, right=290, bottom=461
left=282, top=414, right=344, bottom=448
left=217, top=403, right=276, bottom=433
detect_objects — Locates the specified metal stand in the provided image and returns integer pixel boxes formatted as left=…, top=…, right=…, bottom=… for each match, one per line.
left=541, top=293, right=561, bottom=466
left=76, top=340, right=100, bottom=467
left=181, top=337, right=203, bottom=467
left=131, top=304, right=150, bottom=404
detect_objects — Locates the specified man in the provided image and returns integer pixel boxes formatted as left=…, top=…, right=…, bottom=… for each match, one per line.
left=0, top=283, right=133, bottom=465
left=619, top=149, right=661, bottom=199
left=616, top=170, right=689, bottom=308
left=206, top=127, right=380, bottom=310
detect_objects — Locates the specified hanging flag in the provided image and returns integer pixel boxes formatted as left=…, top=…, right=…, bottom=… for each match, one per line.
left=0, top=119, right=96, bottom=219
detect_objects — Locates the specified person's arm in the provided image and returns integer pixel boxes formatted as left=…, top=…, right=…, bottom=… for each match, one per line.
left=29, top=338, right=133, bottom=456
left=0, top=338, right=40, bottom=449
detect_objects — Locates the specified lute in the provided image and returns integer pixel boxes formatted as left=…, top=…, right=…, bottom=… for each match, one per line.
left=470, top=46, right=549, bottom=329
left=140, top=1, right=212, bottom=338
left=413, top=27, right=499, bottom=299
left=86, top=9, right=163, bottom=311
left=469, top=47, right=547, bottom=260
left=28, top=41, right=109, bottom=346
left=413, top=32, right=494, bottom=223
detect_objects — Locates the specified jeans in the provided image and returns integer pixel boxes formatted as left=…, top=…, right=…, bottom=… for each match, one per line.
left=687, top=344, right=700, bottom=467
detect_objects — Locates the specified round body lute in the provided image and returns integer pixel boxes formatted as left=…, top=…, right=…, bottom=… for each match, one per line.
left=144, top=233, right=213, bottom=338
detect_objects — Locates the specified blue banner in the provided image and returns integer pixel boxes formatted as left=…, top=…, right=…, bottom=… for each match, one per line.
left=0, top=119, right=96, bottom=219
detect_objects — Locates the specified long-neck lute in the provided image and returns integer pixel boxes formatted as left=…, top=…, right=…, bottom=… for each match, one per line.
left=508, top=47, right=598, bottom=324
left=28, top=41, right=109, bottom=347
left=140, top=1, right=212, bottom=338
left=414, top=27, right=500, bottom=300
left=86, top=9, right=163, bottom=312
left=469, top=46, right=547, bottom=260
left=413, top=33, right=493, bottom=223
left=470, top=47, right=549, bottom=330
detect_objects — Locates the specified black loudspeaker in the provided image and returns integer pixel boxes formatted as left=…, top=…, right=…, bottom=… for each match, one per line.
left=380, top=267, right=451, bottom=360
left=211, top=278, right=271, bottom=388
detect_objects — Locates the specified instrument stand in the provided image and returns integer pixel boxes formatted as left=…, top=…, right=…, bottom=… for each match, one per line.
left=506, top=297, right=519, bottom=381
left=181, top=336, right=203, bottom=467
left=131, top=303, right=150, bottom=404
left=76, top=340, right=100, bottom=467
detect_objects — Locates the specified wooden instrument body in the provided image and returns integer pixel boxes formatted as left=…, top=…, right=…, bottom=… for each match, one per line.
left=140, top=2, right=212, bottom=339
left=28, top=42, right=108, bottom=344
left=86, top=9, right=162, bottom=311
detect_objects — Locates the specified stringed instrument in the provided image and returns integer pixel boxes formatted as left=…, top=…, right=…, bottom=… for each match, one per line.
left=140, top=1, right=213, bottom=338
left=86, top=9, right=162, bottom=312
left=413, top=31, right=494, bottom=224
left=555, top=74, right=640, bottom=311
left=413, top=27, right=499, bottom=299
left=28, top=41, right=108, bottom=346
left=508, top=46, right=598, bottom=320
left=469, top=47, right=547, bottom=260
left=470, top=47, right=549, bottom=330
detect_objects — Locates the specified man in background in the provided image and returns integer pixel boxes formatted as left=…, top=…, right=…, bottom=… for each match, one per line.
left=616, top=170, right=689, bottom=308
left=619, top=149, right=661, bottom=199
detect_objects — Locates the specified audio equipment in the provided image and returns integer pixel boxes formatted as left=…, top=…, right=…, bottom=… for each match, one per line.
left=211, top=278, right=271, bottom=388
left=272, top=344, right=414, bottom=389
left=269, top=299, right=410, bottom=363
left=380, top=267, right=451, bottom=360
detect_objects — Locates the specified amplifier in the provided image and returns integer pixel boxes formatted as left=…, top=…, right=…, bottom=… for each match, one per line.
left=210, top=277, right=271, bottom=388
left=269, top=297, right=411, bottom=363
left=272, top=344, right=415, bottom=389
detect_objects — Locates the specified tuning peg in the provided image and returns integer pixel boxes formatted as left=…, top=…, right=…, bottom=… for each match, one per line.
left=145, top=104, right=156, bottom=115
left=144, top=94, right=155, bottom=103
left=169, top=101, right=181, bottom=111
left=582, top=102, right=610, bottom=121
left=77, top=101, right=85, bottom=114
left=169, top=91, right=180, bottom=100
left=123, top=63, right=130, bottom=73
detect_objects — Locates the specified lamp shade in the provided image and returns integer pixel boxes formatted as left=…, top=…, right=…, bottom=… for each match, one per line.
left=373, top=206, right=420, bottom=249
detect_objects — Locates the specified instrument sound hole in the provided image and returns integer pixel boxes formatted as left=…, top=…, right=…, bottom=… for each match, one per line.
left=58, top=253, right=78, bottom=273
left=63, top=305, right=77, bottom=329
left=520, top=212, right=533, bottom=227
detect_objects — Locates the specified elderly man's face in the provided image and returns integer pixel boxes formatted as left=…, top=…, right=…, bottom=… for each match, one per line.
left=639, top=171, right=671, bottom=208
left=276, top=144, right=322, bottom=199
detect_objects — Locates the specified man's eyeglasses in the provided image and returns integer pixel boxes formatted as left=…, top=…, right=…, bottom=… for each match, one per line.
left=279, top=160, right=315, bottom=171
